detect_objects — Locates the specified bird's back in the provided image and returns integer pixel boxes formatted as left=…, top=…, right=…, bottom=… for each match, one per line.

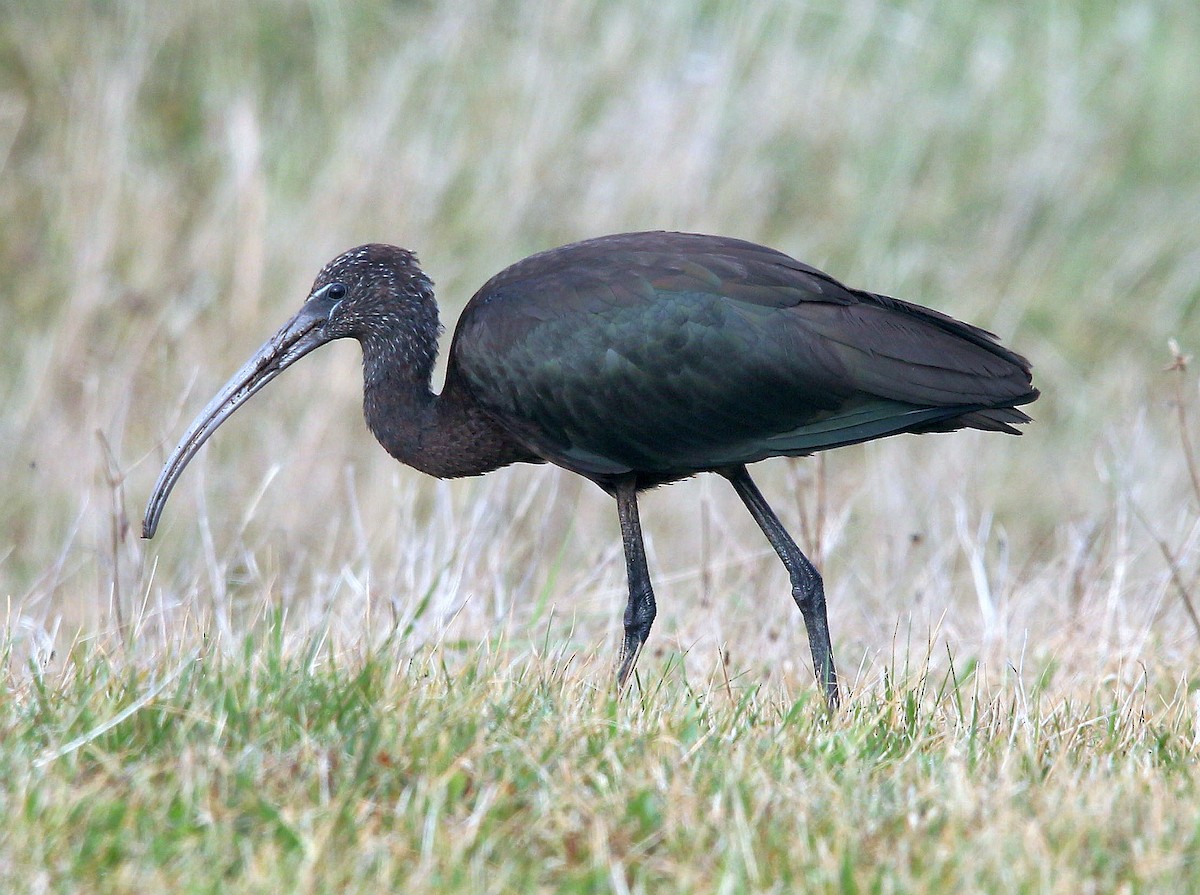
left=448, top=231, right=1038, bottom=485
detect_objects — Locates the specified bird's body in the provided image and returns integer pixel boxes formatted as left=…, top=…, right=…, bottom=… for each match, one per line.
left=444, top=232, right=1033, bottom=488
left=144, top=231, right=1038, bottom=705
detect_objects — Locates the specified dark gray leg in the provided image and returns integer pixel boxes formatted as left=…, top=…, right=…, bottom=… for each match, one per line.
left=614, top=476, right=656, bottom=688
left=721, top=465, right=840, bottom=708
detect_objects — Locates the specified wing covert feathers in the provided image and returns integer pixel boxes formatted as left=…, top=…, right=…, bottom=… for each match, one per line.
left=449, top=232, right=1038, bottom=478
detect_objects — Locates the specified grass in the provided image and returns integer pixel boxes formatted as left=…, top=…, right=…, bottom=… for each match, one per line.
left=3, top=0, right=1200, bottom=890
left=4, top=627, right=1198, bottom=893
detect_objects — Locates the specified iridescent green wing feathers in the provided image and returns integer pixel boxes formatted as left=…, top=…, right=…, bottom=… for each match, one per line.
left=448, top=232, right=1037, bottom=478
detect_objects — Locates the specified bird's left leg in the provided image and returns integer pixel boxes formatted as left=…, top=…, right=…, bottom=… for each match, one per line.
left=721, top=465, right=840, bottom=708
left=614, top=475, right=656, bottom=689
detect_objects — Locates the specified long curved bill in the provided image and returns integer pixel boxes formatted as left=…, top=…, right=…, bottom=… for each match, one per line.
left=142, top=300, right=337, bottom=538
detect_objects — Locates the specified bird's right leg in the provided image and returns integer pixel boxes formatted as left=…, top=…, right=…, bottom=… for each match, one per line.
left=721, top=465, right=840, bottom=708
left=614, top=476, right=656, bottom=689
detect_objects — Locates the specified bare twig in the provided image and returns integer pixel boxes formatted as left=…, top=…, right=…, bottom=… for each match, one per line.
left=718, top=644, right=735, bottom=706
left=1166, top=340, right=1200, bottom=508
left=1132, top=504, right=1200, bottom=643
left=1067, top=521, right=1102, bottom=618
left=95, top=429, right=128, bottom=637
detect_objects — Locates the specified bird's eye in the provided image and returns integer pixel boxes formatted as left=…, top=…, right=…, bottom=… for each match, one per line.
left=327, top=283, right=347, bottom=301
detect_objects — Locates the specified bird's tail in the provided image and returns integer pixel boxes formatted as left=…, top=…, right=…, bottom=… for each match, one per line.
left=912, top=395, right=1039, bottom=436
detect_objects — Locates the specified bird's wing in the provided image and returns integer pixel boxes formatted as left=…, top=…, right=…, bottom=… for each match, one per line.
left=449, top=232, right=1036, bottom=477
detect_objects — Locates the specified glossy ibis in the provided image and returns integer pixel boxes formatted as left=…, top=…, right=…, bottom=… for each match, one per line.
left=143, top=231, right=1038, bottom=706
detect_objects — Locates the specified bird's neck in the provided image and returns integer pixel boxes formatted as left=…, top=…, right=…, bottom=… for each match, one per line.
left=360, top=335, right=532, bottom=479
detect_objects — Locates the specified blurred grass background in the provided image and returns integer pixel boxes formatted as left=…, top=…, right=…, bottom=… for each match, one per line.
left=4, top=0, right=1200, bottom=891
left=2, top=0, right=1199, bottom=680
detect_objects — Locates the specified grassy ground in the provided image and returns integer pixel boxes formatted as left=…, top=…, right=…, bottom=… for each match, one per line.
left=4, top=631, right=1199, bottom=893
left=3, top=0, right=1200, bottom=891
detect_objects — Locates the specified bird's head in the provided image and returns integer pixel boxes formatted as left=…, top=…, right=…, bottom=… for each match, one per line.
left=307, top=244, right=434, bottom=342
left=142, top=243, right=434, bottom=539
